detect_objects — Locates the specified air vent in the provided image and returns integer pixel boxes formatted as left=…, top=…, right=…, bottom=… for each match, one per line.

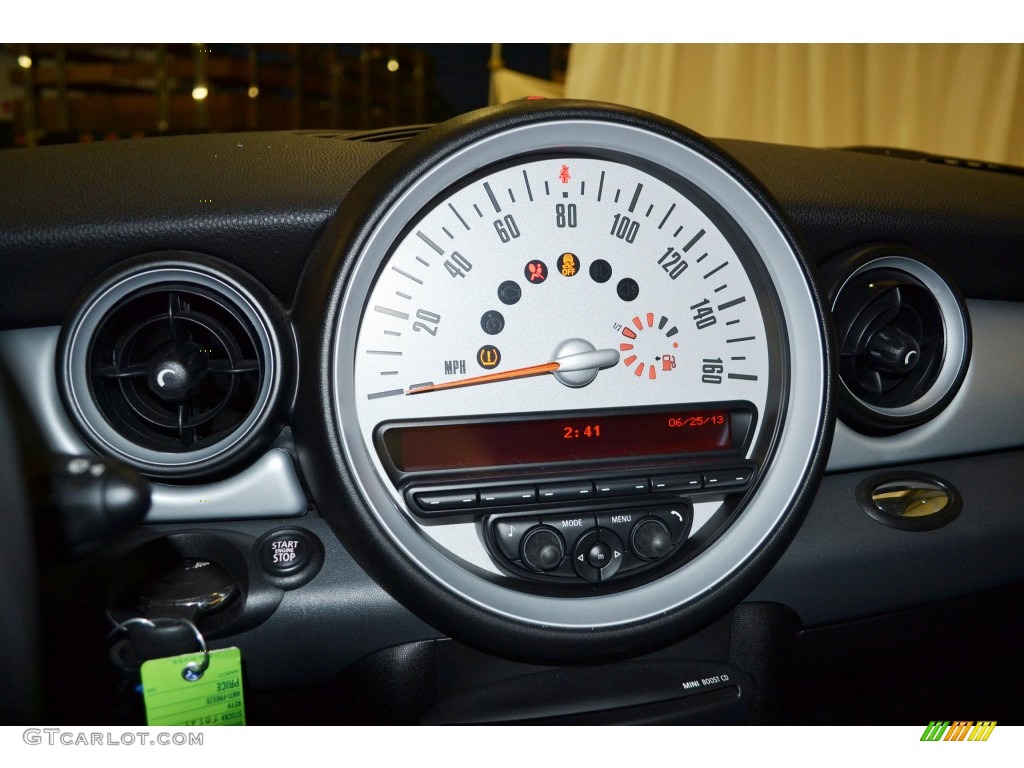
left=828, top=248, right=970, bottom=434
left=59, top=254, right=292, bottom=479
left=89, top=286, right=262, bottom=452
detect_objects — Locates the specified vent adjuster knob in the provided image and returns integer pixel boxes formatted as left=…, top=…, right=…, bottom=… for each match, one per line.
left=865, top=325, right=921, bottom=375
left=147, top=342, right=209, bottom=402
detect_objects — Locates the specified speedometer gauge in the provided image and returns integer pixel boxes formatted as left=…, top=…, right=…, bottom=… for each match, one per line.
left=357, top=152, right=773, bottom=399
left=354, top=155, right=776, bottom=454
left=297, top=101, right=832, bottom=659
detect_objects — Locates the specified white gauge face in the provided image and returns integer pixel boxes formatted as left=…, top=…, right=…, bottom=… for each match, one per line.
left=354, top=155, right=775, bottom=473
left=332, top=116, right=826, bottom=630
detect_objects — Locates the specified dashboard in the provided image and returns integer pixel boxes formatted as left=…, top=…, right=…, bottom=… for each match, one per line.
left=2, top=99, right=1024, bottom=725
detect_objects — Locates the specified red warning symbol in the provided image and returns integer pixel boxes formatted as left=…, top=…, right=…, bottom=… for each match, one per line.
left=525, top=260, right=547, bottom=283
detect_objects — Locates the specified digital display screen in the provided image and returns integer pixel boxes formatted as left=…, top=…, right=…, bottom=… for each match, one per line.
left=383, top=409, right=734, bottom=472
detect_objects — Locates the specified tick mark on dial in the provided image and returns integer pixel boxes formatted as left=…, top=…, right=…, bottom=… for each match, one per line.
left=683, top=229, right=706, bottom=252
left=374, top=305, right=409, bottom=320
left=703, top=262, right=728, bottom=280
left=366, top=389, right=404, bottom=400
left=717, top=296, right=747, bottom=311
left=483, top=182, right=501, bottom=213
left=416, top=230, right=444, bottom=255
left=627, top=183, right=643, bottom=213
left=449, top=203, right=470, bottom=230
left=522, top=170, right=534, bottom=201
left=391, top=266, right=423, bottom=284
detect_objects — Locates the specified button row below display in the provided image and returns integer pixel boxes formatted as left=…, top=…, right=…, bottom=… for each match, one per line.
left=650, top=473, right=702, bottom=492
left=703, top=468, right=753, bottom=488
left=480, top=486, right=537, bottom=506
left=414, top=467, right=752, bottom=514
left=537, top=482, right=594, bottom=502
left=594, top=477, right=649, bottom=497
left=412, top=489, right=478, bottom=512
left=475, top=466, right=749, bottom=507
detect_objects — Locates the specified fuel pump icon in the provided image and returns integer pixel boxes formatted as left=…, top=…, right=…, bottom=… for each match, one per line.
left=662, top=354, right=677, bottom=372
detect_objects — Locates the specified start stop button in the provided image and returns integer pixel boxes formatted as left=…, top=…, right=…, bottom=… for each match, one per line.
left=259, top=529, right=314, bottom=576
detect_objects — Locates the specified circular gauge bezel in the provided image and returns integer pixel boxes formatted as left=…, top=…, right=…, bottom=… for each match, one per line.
left=295, top=100, right=834, bottom=659
left=827, top=246, right=971, bottom=433
left=58, top=253, right=293, bottom=480
left=350, top=144, right=788, bottom=591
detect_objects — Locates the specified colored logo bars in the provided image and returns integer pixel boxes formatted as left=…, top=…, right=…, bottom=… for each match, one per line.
left=920, top=721, right=997, bottom=741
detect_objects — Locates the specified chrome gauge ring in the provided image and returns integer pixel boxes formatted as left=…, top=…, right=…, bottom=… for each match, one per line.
left=299, top=101, right=833, bottom=659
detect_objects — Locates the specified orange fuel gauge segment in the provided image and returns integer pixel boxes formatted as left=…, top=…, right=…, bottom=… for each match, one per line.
left=619, top=312, right=680, bottom=380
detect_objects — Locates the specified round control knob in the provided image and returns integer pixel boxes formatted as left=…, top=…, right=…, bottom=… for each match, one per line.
left=147, top=341, right=208, bottom=402
left=586, top=541, right=612, bottom=569
left=520, top=526, right=565, bottom=572
left=631, top=518, right=673, bottom=561
left=866, top=324, right=921, bottom=375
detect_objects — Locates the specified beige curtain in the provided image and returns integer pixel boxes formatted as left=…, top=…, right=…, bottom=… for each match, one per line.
left=565, top=44, right=1024, bottom=165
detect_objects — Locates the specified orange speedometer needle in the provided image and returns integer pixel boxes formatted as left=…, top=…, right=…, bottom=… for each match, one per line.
left=405, top=346, right=620, bottom=395
left=406, top=362, right=560, bottom=394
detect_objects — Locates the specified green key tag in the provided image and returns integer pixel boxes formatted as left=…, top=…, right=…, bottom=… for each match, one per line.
left=141, top=647, right=246, bottom=726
